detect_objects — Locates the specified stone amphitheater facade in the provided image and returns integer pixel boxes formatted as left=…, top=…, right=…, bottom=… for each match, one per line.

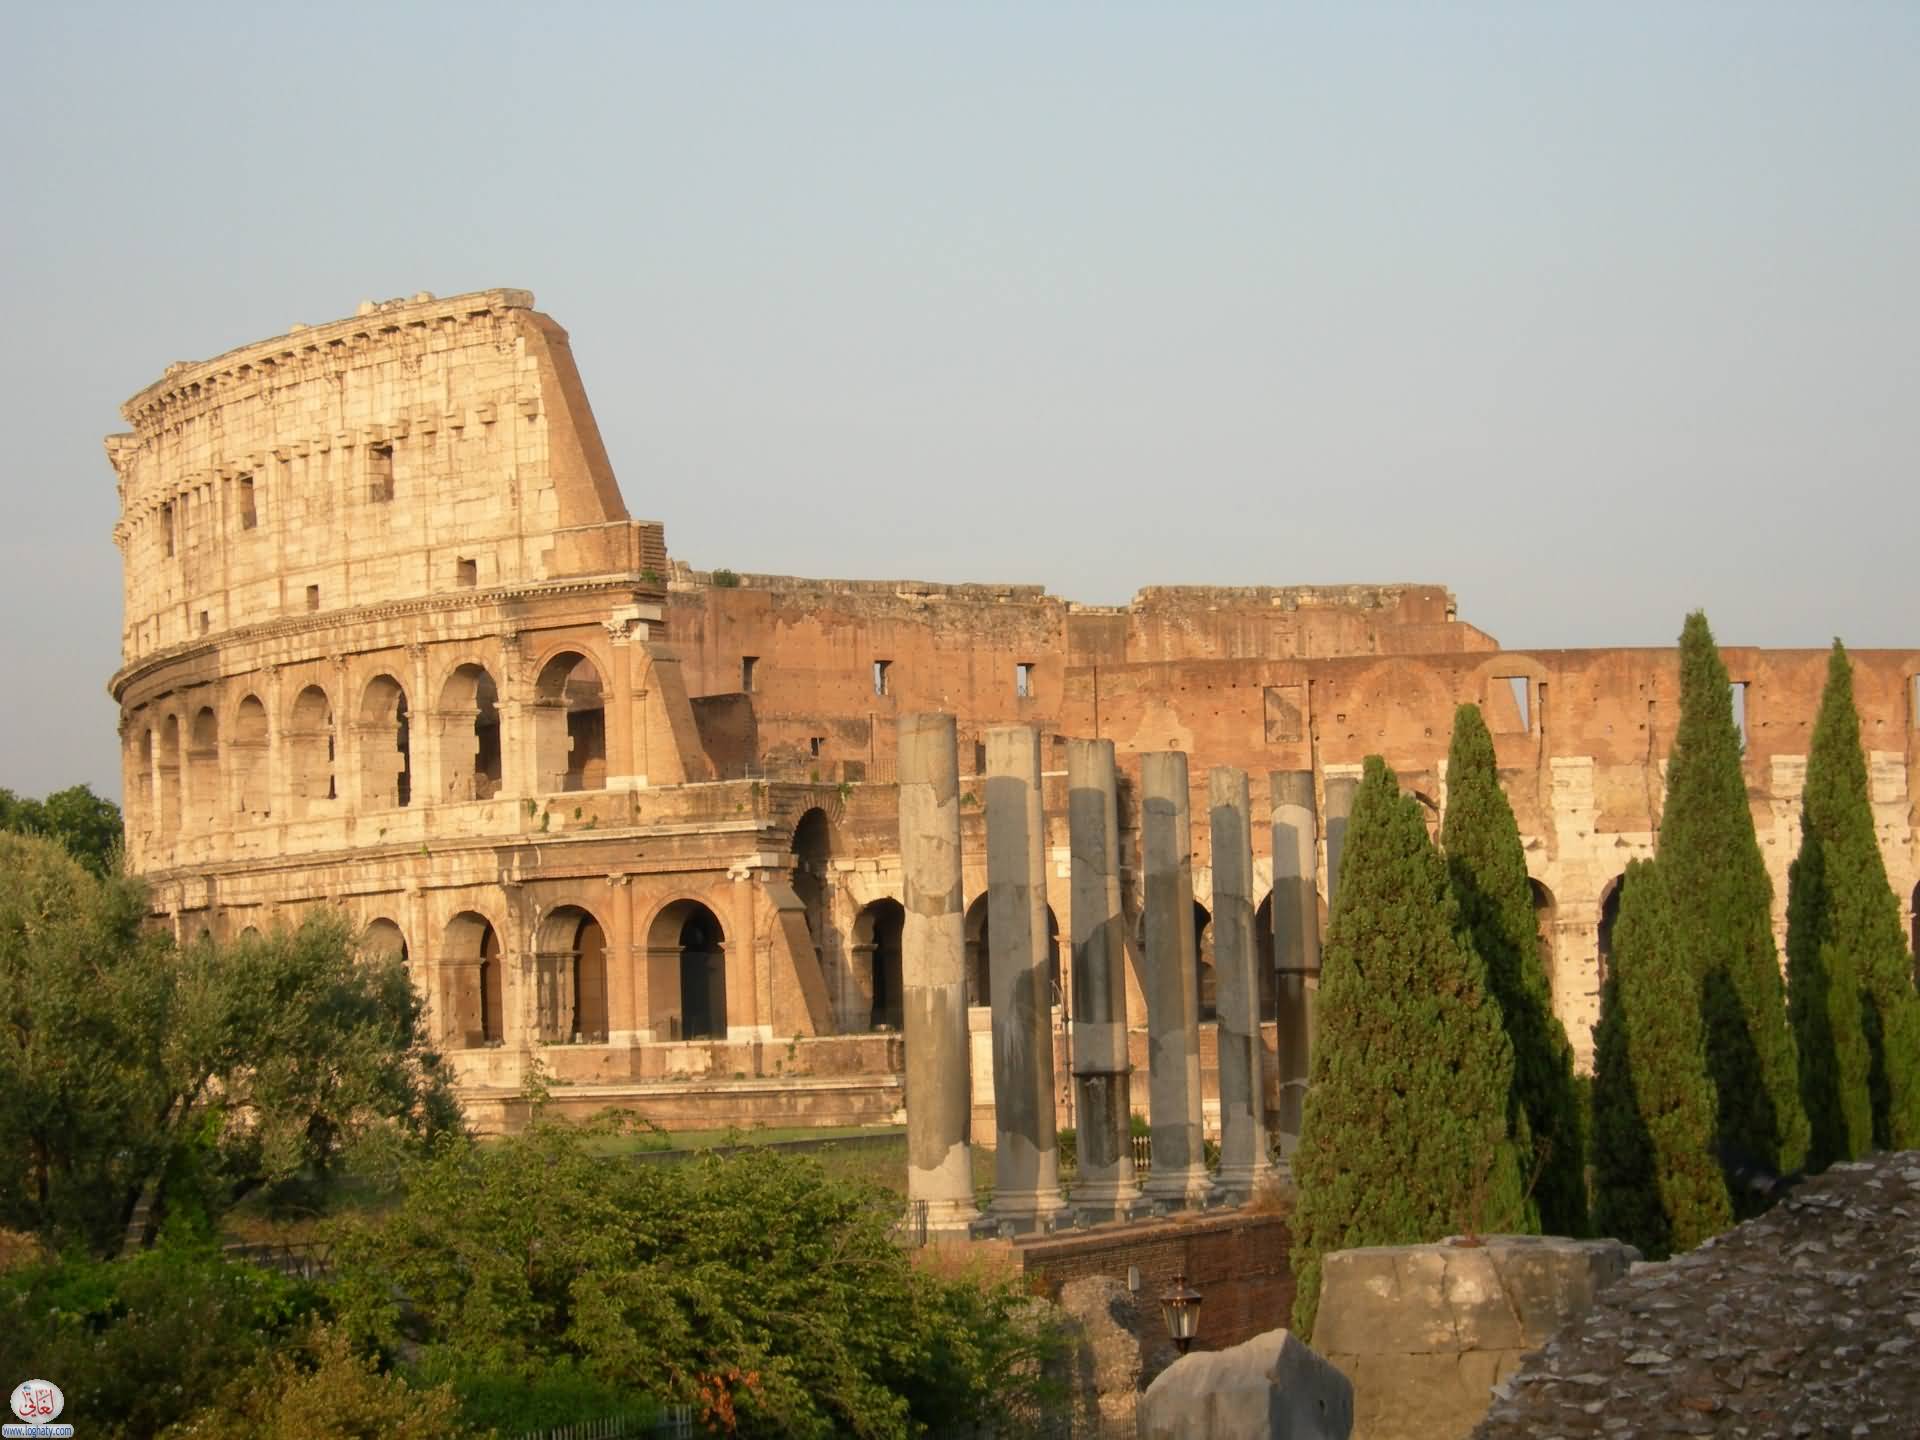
left=106, top=288, right=1920, bottom=1133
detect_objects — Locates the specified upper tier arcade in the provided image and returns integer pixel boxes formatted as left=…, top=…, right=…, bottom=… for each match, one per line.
left=105, top=288, right=661, bottom=665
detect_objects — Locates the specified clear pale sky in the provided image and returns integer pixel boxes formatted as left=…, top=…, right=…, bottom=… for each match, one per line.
left=3, top=3, right=1915, bottom=799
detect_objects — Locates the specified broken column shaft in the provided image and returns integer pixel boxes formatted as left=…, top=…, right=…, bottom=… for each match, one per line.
left=1068, top=737, right=1142, bottom=1222
left=983, top=724, right=1068, bottom=1232
left=1209, top=764, right=1274, bottom=1202
left=896, top=712, right=981, bottom=1235
left=1140, top=750, right=1215, bottom=1210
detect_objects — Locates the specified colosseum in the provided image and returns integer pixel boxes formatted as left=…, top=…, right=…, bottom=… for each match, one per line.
left=106, top=287, right=1920, bottom=1137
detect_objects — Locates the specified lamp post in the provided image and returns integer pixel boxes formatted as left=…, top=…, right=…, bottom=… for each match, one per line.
left=1159, top=1272, right=1203, bottom=1355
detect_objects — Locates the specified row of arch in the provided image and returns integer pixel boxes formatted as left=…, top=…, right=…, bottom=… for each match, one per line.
left=129, top=650, right=608, bottom=835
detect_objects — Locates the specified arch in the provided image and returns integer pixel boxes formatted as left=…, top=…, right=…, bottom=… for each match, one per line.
left=1194, top=900, right=1216, bottom=1023
left=1529, top=878, right=1558, bottom=997
left=437, top=663, right=504, bottom=801
left=444, top=911, right=504, bottom=1047
left=238, top=925, right=262, bottom=943
left=287, top=685, right=335, bottom=817
left=231, top=694, right=269, bottom=817
left=1254, top=892, right=1277, bottom=1022
left=791, top=808, right=832, bottom=964
left=358, top=675, right=412, bottom=809
left=156, top=713, right=181, bottom=834
left=537, top=904, right=609, bottom=1043
left=532, top=650, right=607, bottom=792
left=187, top=706, right=219, bottom=829
left=362, top=917, right=409, bottom=965
left=964, top=893, right=1061, bottom=1007
left=129, top=722, right=155, bottom=834
left=1911, top=881, right=1919, bottom=980
left=852, top=898, right=905, bottom=1031
left=648, top=899, right=727, bottom=1040
left=1596, top=874, right=1626, bottom=981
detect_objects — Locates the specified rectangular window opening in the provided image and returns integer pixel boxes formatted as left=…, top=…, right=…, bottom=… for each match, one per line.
left=1491, top=676, right=1531, bottom=734
left=238, top=475, right=257, bottom=530
left=1731, top=680, right=1749, bottom=748
left=161, top=502, right=175, bottom=557
left=741, top=655, right=758, bottom=693
left=456, top=557, right=477, bottom=588
left=873, top=659, right=891, bottom=696
left=198, top=610, right=210, bottom=635
left=809, top=736, right=824, bottom=758
left=368, top=444, right=394, bottom=503
left=1016, top=661, right=1035, bottom=699
left=305, top=584, right=320, bottom=612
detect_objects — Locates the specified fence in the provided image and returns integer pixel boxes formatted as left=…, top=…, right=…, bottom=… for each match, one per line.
left=516, top=1407, right=692, bottom=1440
left=221, top=1239, right=334, bottom=1280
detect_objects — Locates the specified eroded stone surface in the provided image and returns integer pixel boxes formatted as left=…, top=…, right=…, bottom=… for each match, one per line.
left=1474, top=1153, right=1920, bottom=1438
left=1139, top=1327, right=1354, bottom=1440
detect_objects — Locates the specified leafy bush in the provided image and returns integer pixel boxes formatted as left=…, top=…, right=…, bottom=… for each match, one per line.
left=0, top=1238, right=320, bottom=1440
left=711, top=567, right=743, bottom=588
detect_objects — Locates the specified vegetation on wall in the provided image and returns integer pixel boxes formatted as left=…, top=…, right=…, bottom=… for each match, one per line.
left=1441, top=703, right=1588, bottom=1237
left=1290, top=756, right=1528, bottom=1338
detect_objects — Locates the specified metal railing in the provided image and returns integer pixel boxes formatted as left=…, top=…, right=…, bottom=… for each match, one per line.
left=516, top=1408, right=692, bottom=1440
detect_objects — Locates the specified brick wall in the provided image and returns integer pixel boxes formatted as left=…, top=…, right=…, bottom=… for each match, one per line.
left=1018, top=1210, right=1295, bottom=1353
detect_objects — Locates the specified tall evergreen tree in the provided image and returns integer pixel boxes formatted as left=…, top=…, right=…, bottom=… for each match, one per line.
left=1442, top=703, right=1588, bottom=1236
left=1659, top=611, right=1809, bottom=1204
left=1290, top=756, right=1527, bottom=1339
left=1590, top=860, right=1733, bottom=1258
left=1789, top=640, right=1920, bottom=1152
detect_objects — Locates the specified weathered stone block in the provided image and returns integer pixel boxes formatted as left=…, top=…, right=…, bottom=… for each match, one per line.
left=1138, top=1328, right=1353, bottom=1440
left=1315, top=1235, right=1637, bottom=1440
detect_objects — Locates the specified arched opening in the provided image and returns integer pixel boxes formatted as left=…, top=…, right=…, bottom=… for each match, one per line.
left=131, top=724, right=154, bottom=834
left=791, top=808, right=831, bottom=967
left=362, top=917, right=408, bottom=967
left=537, top=905, right=609, bottom=1043
left=963, top=893, right=1061, bottom=1007
left=231, top=695, right=269, bottom=817
left=438, top=663, right=503, bottom=801
left=852, top=898, right=905, bottom=1031
left=1597, top=875, right=1625, bottom=983
left=1254, top=892, right=1277, bottom=1022
left=157, top=713, right=181, bottom=835
left=649, top=901, right=727, bottom=1040
left=1529, top=878, right=1558, bottom=997
left=187, top=706, right=219, bottom=829
left=444, top=912, right=504, bottom=1047
left=288, top=686, right=335, bottom=817
left=1194, top=901, right=1216, bottom=1022
left=1910, top=881, right=1919, bottom=981
left=238, top=925, right=262, bottom=943
left=359, top=675, right=412, bottom=809
left=533, top=651, right=606, bottom=792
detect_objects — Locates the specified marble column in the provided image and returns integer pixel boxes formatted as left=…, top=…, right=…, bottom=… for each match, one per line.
left=1269, top=770, right=1322, bottom=1162
left=1209, top=765, right=1274, bottom=1202
left=1324, top=773, right=1360, bottom=911
left=1067, top=738, right=1142, bottom=1222
left=896, top=713, right=981, bottom=1235
left=983, top=724, right=1069, bottom=1232
left=1140, top=750, right=1215, bottom=1210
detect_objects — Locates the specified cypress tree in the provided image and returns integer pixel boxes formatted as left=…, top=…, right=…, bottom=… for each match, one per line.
left=1442, top=702, right=1588, bottom=1237
left=1659, top=611, right=1809, bottom=1204
left=1590, top=860, right=1733, bottom=1258
left=1790, top=640, right=1920, bottom=1151
left=1290, top=756, right=1527, bottom=1339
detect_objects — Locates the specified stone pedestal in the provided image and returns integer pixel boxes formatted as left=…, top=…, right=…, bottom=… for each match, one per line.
left=1269, top=770, right=1322, bottom=1162
left=1140, top=750, right=1215, bottom=1211
left=1209, top=765, right=1274, bottom=1203
left=1067, top=738, right=1142, bottom=1223
left=982, top=724, right=1068, bottom=1233
left=896, top=712, right=981, bottom=1235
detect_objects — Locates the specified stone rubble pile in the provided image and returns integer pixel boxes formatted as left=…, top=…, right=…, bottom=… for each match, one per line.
left=1475, top=1152, right=1920, bottom=1438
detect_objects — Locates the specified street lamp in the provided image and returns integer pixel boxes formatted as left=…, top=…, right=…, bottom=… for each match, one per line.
left=1159, top=1272, right=1203, bottom=1355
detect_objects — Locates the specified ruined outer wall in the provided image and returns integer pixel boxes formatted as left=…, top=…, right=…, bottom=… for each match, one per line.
left=106, top=288, right=653, bottom=663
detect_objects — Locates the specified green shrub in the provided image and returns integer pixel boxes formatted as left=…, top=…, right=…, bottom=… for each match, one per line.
left=711, top=567, right=742, bottom=588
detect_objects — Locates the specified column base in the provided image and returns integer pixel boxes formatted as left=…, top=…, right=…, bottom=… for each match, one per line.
left=1139, top=1166, right=1218, bottom=1213
left=1212, top=1160, right=1283, bottom=1207
left=978, top=1188, right=1074, bottom=1238
left=1067, top=1181, right=1149, bottom=1226
left=907, top=1195, right=984, bottom=1240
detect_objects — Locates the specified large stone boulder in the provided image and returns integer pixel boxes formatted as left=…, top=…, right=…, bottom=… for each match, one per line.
left=1137, top=1328, right=1353, bottom=1440
left=1312, top=1235, right=1637, bottom=1440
